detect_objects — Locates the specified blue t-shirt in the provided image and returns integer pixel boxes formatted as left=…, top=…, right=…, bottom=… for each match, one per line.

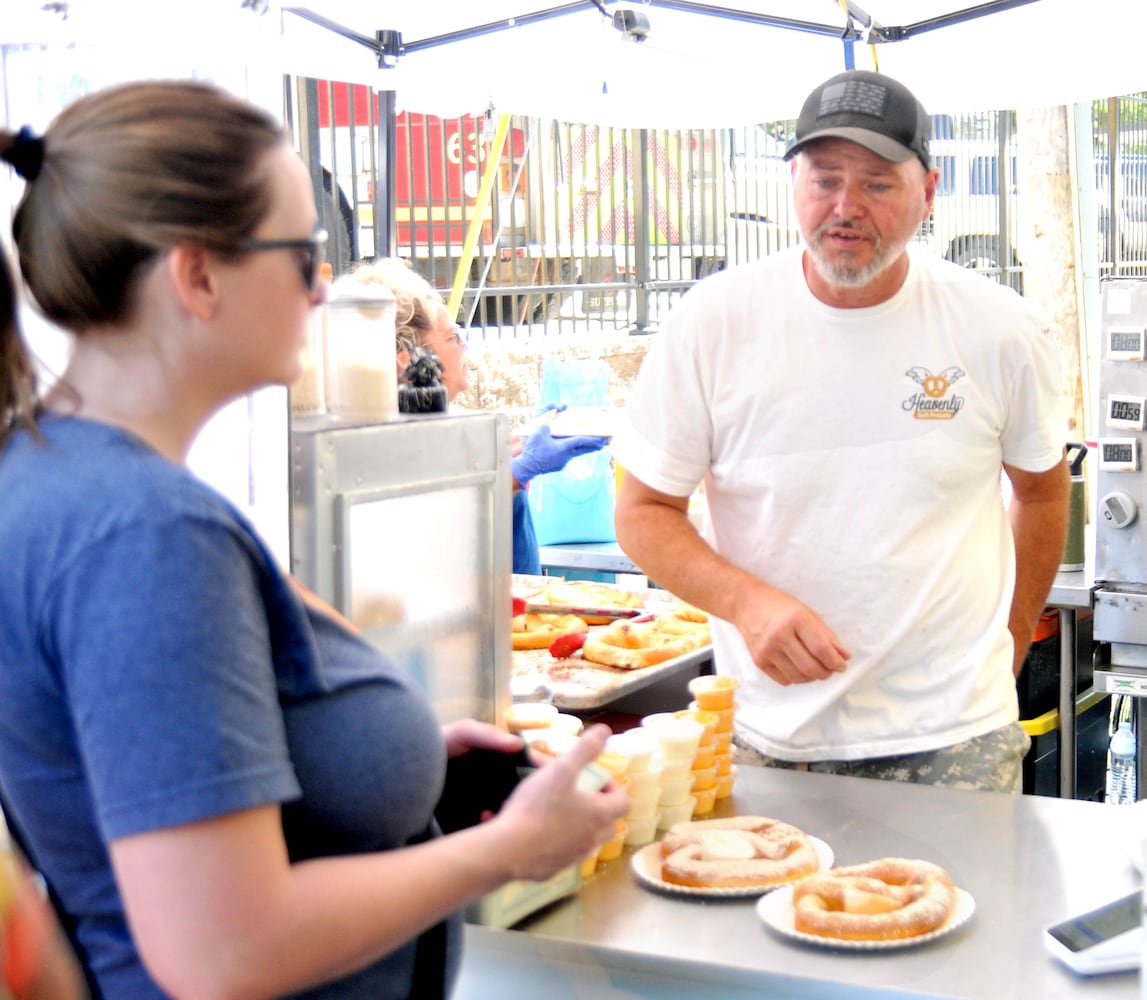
left=512, top=489, right=540, bottom=575
left=0, top=416, right=459, bottom=999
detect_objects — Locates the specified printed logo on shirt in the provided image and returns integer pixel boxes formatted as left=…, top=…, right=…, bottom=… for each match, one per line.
left=903, top=366, right=965, bottom=420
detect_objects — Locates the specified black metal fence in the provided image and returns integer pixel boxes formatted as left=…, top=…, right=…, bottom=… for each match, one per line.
left=291, top=76, right=1147, bottom=337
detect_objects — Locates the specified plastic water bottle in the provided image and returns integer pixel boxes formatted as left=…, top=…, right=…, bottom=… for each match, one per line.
left=1106, top=720, right=1137, bottom=805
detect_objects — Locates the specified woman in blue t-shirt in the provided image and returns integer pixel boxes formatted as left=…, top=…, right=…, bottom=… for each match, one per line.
left=0, top=80, right=627, bottom=1000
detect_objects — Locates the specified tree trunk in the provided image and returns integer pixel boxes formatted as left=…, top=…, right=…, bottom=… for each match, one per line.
left=1016, top=106, right=1086, bottom=448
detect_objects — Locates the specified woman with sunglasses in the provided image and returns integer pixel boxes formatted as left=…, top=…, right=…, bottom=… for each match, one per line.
left=0, top=80, right=627, bottom=1000
left=347, top=258, right=610, bottom=575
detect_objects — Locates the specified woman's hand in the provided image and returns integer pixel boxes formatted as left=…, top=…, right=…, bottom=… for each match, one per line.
left=441, top=719, right=528, bottom=759
left=489, top=724, right=629, bottom=881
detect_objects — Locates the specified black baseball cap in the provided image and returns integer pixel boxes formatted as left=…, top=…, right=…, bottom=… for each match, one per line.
left=784, top=69, right=931, bottom=171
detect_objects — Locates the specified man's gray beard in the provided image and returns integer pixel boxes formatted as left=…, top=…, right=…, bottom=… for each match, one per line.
left=805, top=226, right=914, bottom=289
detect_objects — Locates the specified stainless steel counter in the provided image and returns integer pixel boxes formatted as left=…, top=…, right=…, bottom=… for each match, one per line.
left=538, top=541, right=639, bottom=576
left=456, top=764, right=1141, bottom=999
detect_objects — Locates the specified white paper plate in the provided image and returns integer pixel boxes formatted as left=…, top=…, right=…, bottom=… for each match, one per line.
left=631, top=836, right=834, bottom=900
left=756, top=884, right=976, bottom=950
left=546, top=406, right=616, bottom=440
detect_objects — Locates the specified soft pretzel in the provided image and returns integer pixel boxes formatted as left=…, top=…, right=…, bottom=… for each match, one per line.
left=541, top=581, right=644, bottom=610
left=649, top=610, right=711, bottom=639
left=535, top=581, right=645, bottom=624
left=582, top=618, right=707, bottom=669
left=659, top=816, right=819, bottom=889
left=511, top=613, right=588, bottom=650
left=791, top=858, right=955, bottom=941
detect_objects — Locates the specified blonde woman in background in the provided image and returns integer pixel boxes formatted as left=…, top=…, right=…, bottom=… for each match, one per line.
left=349, top=259, right=609, bottom=574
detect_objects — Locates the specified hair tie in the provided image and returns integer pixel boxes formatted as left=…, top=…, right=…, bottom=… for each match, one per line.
left=3, top=126, right=45, bottom=182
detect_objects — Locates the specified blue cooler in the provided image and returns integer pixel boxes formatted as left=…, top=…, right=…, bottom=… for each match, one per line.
left=528, top=359, right=616, bottom=546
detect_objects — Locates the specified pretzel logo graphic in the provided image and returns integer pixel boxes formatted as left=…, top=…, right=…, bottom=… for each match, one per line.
left=903, top=366, right=966, bottom=420
left=906, top=366, right=965, bottom=398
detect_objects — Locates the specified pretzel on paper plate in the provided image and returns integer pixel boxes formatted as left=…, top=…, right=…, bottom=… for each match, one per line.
left=791, top=858, right=956, bottom=941
left=511, top=613, right=588, bottom=650
left=658, top=816, right=819, bottom=889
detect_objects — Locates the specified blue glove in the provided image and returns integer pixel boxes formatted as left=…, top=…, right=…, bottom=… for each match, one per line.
left=512, top=424, right=609, bottom=486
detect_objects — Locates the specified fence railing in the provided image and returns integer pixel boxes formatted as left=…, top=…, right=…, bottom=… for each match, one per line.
left=294, top=77, right=1147, bottom=337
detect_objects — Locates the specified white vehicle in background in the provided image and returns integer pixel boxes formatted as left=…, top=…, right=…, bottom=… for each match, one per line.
left=923, top=133, right=1021, bottom=287
left=724, top=126, right=801, bottom=265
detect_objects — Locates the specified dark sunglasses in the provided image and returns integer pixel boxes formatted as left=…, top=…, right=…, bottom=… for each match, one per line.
left=236, top=229, right=328, bottom=292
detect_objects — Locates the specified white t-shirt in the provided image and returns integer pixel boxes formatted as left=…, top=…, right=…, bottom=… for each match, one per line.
left=612, top=248, right=1065, bottom=761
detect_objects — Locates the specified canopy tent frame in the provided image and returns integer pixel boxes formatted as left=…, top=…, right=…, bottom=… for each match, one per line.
left=283, top=0, right=1044, bottom=278
left=283, top=0, right=1042, bottom=71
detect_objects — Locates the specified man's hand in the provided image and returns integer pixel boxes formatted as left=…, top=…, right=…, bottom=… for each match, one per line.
left=732, top=584, right=851, bottom=685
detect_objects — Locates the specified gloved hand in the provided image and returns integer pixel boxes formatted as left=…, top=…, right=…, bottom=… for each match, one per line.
left=512, top=424, right=609, bottom=486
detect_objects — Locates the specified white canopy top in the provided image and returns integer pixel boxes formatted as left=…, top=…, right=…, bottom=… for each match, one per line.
left=5, top=0, right=1147, bottom=125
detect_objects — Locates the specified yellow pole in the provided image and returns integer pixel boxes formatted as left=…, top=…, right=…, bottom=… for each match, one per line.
left=447, top=113, right=513, bottom=320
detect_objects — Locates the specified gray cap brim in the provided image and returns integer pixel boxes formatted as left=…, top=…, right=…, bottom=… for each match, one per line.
left=784, top=127, right=916, bottom=164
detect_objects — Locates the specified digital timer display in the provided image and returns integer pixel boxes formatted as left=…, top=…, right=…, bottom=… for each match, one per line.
left=1111, top=399, right=1142, bottom=423
left=1112, top=331, right=1142, bottom=353
left=1109, top=327, right=1146, bottom=358
left=1105, top=442, right=1136, bottom=464
left=1098, top=436, right=1139, bottom=471
left=1108, top=395, right=1147, bottom=430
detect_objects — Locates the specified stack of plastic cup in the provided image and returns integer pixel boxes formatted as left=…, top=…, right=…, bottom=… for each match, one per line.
left=641, top=713, right=705, bottom=829
left=688, top=675, right=740, bottom=799
left=582, top=748, right=632, bottom=874
left=674, top=708, right=719, bottom=815
left=607, top=728, right=662, bottom=847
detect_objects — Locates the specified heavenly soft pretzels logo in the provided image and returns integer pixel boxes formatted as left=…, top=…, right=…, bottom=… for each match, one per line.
left=903, top=366, right=966, bottom=420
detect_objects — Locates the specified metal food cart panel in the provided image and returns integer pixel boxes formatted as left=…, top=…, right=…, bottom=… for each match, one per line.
left=291, top=412, right=511, bottom=724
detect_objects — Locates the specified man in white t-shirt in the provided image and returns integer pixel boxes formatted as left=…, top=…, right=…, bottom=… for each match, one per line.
left=610, top=69, right=1070, bottom=792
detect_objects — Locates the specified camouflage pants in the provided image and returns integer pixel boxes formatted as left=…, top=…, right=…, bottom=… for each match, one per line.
left=732, top=722, right=1032, bottom=793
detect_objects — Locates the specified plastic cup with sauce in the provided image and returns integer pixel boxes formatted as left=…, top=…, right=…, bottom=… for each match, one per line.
left=658, top=756, right=692, bottom=785
left=503, top=702, right=559, bottom=734
left=626, top=792, right=660, bottom=822
left=688, top=675, right=739, bottom=711
left=598, top=820, right=628, bottom=862
left=674, top=708, right=718, bottom=745
left=691, top=743, right=717, bottom=771
left=658, top=774, right=695, bottom=807
left=715, top=768, right=736, bottom=799
left=690, top=765, right=717, bottom=792
left=579, top=848, right=600, bottom=878
left=688, top=701, right=736, bottom=735
left=606, top=728, right=657, bottom=774
left=692, top=785, right=718, bottom=815
left=626, top=768, right=662, bottom=799
left=625, top=812, right=660, bottom=846
left=641, top=715, right=704, bottom=761
left=658, top=796, right=696, bottom=828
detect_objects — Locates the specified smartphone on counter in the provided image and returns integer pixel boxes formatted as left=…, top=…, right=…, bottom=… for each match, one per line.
left=1045, top=890, right=1142, bottom=975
